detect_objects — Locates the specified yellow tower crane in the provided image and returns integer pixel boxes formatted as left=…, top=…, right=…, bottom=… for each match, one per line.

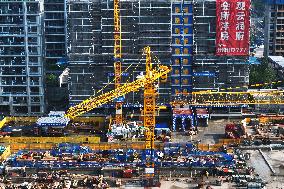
left=65, top=47, right=170, bottom=120
left=143, top=46, right=156, bottom=151
left=66, top=47, right=166, bottom=183
left=114, top=0, right=123, bottom=125
left=143, top=46, right=158, bottom=181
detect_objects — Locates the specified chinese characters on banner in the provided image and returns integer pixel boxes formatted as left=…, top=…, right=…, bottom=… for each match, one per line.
left=216, top=0, right=250, bottom=56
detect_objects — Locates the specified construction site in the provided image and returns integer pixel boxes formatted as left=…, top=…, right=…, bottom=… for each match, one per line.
left=0, top=0, right=284, bottom=188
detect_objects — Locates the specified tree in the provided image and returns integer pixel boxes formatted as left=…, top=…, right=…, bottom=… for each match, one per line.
left=249, top=58, right=277, bottom=87
left=46, top=74, right=58, bottom=86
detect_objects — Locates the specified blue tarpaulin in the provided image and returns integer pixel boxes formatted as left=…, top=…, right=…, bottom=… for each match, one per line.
left=248, top=57, right=261, bottom=65
left=155, top=123, right=168, bottom=129
left=265, top=0, right=284, bottom=4
left=10, top=143, right=236, bottom=168
left=193, top=72, right=216, bottom=77
left=56, top=58, right=68, bottom=65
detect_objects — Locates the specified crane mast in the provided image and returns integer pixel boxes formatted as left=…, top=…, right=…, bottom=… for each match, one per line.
left=144, top=47, right=156, bottom=151
left=114, top=0, right=123, bottom=125
left=65, top=47, right=171, bottom=120
left=144, top=47, right=156, bottom=180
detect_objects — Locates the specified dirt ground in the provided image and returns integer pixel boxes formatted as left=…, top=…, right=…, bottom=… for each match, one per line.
left=244, top=149, right=284, bottom=189
left=118, top=180, right=236, bottom=189
left=264, top=150, right=284, bottom=175
left=168, top=118, right=284, bottom=189
left=172, top=118, right=241, bottom=144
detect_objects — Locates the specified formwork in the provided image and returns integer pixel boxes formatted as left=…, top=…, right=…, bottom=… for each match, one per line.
left=171, top=1, right=193, bottom=96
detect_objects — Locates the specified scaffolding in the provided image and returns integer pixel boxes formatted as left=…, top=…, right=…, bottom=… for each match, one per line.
left=44, top=0, right=67, bottom=72
left=67, top=0, right=172, bottom=108
left=0, top=0, right=44, bottom=115
left=193, top=0, right=249, bottom=91
left=264, top=1, right=284, bottom=56
left=66, top=0, right=250, bottom=110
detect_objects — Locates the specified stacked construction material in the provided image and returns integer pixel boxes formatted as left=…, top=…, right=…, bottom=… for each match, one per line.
left=7, top=143, right=237, bottom=169
left=36, top=112, right=70, bottom=128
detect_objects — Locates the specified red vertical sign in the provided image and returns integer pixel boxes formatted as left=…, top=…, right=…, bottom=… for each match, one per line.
left=216, top=0, right=250, bottom=56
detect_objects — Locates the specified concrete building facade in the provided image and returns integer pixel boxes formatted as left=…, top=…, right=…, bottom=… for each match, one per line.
left=193, top=0, right=249, bottom=91
left=67, top=0, right=172, bottom=107
left=44, top=0, right=67, bottom=72
left=0, top=0, right=250, bottom=115
left=264, top=0, right=284, bottom=56
left=67, top=0, right=250, bottom=109
left=0, top=0, right=45, bottom=115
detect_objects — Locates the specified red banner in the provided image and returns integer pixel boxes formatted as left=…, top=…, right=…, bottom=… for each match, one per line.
left=216, top=0, right=250, bottom=56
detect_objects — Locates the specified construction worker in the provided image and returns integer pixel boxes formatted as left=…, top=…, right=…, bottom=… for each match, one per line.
left=205, top=170, right=209, bottom=179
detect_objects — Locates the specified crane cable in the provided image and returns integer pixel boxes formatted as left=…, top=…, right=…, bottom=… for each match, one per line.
left=96, top=47, right=164, bottom=96
left=96, top=49, right=146, bottom=95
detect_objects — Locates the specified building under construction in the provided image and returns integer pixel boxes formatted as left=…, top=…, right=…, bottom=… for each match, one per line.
left=67, top=0, right=249, bottom=108
left=44, top=0, right=67, bottom=72
left=193, top=0, right=249, bottom=91
left=0, top=0, right=250, bottom=115
left=67, top=0, right=173, bottom=107
left=264, top=0, right=284, bottom=56
left=0, top=0, right=45, bottom=115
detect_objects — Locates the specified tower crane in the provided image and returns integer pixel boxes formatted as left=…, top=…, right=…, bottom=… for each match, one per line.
left=113, top=0, right=123, bottom=125
left=143, top=46, right=158, bottom=182
left=65, top=47, right=170, bottom=120
left=143, top=47, right=156, bottom=151
left=65, top=47, right=164, bottom=184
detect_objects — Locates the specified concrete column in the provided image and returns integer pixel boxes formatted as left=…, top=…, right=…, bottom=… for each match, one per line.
left=23, top=1, right=32, bottom=115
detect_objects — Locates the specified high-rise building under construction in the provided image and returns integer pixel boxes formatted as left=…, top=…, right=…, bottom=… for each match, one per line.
left=264, top=0, right=284, bottom=56
left=0, top=0, right=250, bottom=115
left=67, top=0, right=249, bottom=108
left=0, top=0, right=45, bottom=115
left=193, top=0, right=249, bottom=90
left=67, top=0, right=173, bottom=107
